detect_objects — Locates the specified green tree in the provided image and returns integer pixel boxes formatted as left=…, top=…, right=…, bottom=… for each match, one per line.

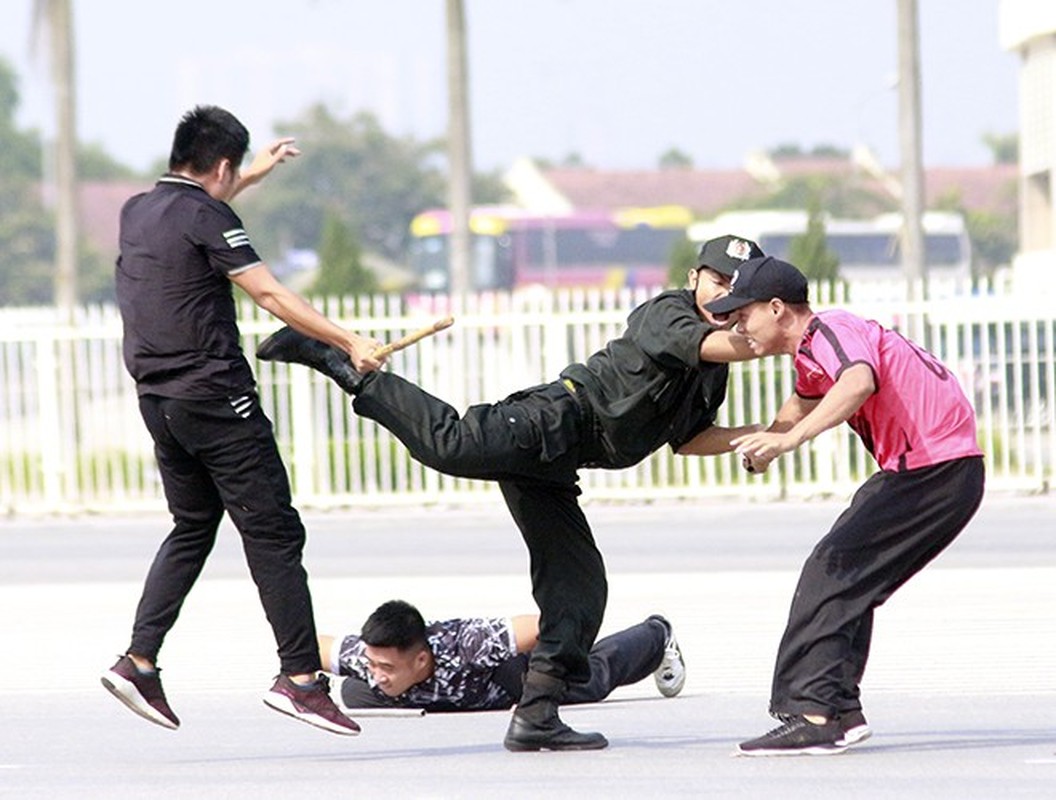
left=0, top=57, right=116, bottom=306
left=982, top=132, right=1018, bottom=165
left=934, top=187, right=1018, bottom=277
left=659, top=147, right=693, bottom=169
left=787, top=194, right=840, bottom=282
left=237, top=105, right=447, bottom=265
left=737, top=173, right=894, bottom=219
left=309, top=211, right=377, bottom=297
left=666, top=235, right=698, bottom=288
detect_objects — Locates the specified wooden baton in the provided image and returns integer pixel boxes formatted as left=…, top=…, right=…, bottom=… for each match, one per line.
left=371, top=316, right=455, bottom=359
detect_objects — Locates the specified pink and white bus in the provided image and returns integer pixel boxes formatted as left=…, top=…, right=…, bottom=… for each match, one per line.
left=407, top=205, right=692, bottom=292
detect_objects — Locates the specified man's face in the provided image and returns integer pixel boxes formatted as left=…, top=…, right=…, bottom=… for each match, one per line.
left=690, top=267, right=733, bottom=325
left=363, top=643, right=431, bottom=697
left=730, top=301, right=783, bottom=356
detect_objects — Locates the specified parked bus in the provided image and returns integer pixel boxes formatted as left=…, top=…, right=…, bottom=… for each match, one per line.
left=408, top=205, right=692, bottom=292
left=687, top=209, right=972, bottom=283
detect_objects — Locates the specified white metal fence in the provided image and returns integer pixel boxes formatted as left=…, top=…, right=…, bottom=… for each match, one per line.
left=1, top=277, right=1053, bottom=514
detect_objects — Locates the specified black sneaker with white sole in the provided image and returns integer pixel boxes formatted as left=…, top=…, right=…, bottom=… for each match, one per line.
left=837, top=709, right=872, bottom=746
left=735, top=713, right=869, bottom=756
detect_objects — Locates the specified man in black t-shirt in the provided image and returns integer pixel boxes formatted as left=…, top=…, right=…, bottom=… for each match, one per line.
left=321, top=600, right=686, bottom=712
left=256, top=235, right=764, bottom=750
left=101, top=105, right=382, bottom=737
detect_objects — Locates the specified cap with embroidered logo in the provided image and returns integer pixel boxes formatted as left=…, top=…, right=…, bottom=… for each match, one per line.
left=704, top=256, right=809, bottom=316
left=695, top=235, right=764, bottom=277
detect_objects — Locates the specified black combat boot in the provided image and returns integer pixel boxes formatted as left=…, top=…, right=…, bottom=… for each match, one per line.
left=256, top=326, right=365, bottom=394
left=503, top=671, right=608, bottom=752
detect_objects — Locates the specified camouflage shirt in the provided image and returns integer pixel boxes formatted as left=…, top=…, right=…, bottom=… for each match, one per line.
left=336, top=617, right=520, bottom=711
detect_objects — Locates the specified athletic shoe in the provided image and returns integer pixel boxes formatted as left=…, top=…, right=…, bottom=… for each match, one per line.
left=263, top=674, right=361, bottom=736
left=735, top=714, right=867, bottom=756
left=100, top=654, right=180, bottom=730
left=838, top=709, right=872, bottom=746
left=256, top=327, right=364, bottom=394
left=649, top=615, right=686, bottom=698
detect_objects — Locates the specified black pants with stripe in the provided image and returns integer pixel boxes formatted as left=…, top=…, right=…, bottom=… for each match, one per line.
left=129, top=394, right=321, bottom=675
left=353, top=373, right=607, bottom=687
left=768, top=456, right=985, bottom=719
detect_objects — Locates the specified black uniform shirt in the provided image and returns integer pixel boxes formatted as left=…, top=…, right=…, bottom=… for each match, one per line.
left=560, top=289, right=729, bottom=468
left=115, top=175, right=263, bottom=399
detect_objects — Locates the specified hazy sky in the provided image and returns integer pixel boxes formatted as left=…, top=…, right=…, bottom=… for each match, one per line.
left=0, top=0, right=1019, bottom=174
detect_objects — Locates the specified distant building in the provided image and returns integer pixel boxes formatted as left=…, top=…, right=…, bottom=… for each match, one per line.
left=504, top=155, right=1015, bottom=223
left=1001, top=0, right=1056, bottom=291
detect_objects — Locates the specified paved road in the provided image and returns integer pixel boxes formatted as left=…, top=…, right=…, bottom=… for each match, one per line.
left=1, top=495, right=1054, bottom=798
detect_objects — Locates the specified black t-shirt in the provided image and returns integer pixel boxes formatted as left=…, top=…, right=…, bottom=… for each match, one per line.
left=115, top=176, right=263, bottom=399
left=560, top=289, right=729, bottom=468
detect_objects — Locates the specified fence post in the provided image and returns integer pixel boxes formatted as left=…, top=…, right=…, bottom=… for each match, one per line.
left=288, top=369, right=317, bottom=500
left=35, top=334, right=64, bottom=507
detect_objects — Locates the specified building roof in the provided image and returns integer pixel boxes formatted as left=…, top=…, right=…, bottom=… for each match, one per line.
left=515, top=159, right=1016, bottom=220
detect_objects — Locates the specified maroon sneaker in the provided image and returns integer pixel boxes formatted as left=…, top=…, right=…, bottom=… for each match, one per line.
left=100, top=654, right=180, bottom=730
left=263, top=674, right=361, bottom=736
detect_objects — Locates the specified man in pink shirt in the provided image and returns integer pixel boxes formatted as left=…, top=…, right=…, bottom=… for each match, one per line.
left=705, top=256, right=985, bottom=757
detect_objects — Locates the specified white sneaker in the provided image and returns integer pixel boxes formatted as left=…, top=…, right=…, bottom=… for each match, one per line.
left=650, top=616, right=686, bottom=698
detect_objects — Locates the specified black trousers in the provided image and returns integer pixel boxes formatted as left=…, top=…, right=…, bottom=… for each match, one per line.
left=129, top=394, right=321, bottom=675
left=497, top=617, right=667, bottom=705
left=353, top=373, right=607, bottom=685
left=769, top=456, right=985, bottom=719
left=340, top=617, right=667, bottom=710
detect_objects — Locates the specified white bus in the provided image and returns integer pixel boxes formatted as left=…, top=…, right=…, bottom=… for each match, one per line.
left=687, top=209, right=972, bottom=283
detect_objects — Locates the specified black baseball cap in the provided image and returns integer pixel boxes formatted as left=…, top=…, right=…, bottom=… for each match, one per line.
left=695, top=234, right=764, bottom=277
left=704, top=256, right=809, bottom=316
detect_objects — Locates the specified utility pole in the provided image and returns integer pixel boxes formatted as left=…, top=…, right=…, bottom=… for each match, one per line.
left=39, top=0, right=80, bottom=318
left=445, top=0, right=473, bottom=297
left=897, top=0, right=926, bottom=301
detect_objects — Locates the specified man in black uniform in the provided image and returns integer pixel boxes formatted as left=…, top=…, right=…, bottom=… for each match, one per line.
left=101, top=106, right=382, bottom=736
left=256, top=234, right=763, bottom=750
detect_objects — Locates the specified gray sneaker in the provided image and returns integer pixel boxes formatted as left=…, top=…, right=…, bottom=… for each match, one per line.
left=649, top=615, right=686, bottom=698
left=263, top=674, right=361, bottom=736
left=100, top=654, right=179, bottom=730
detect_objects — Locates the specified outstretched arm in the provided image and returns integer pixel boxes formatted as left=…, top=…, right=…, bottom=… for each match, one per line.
left=231, top=264, right=384, bottom=372
left=698, top=329, right=758, bottom=363
left=676, top=423, right=763, bottom=456
left=732, top=364, right=875, bottom=470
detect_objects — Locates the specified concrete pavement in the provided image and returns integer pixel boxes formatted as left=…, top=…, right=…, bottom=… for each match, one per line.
left=1, top=496, right=1054, bottom=798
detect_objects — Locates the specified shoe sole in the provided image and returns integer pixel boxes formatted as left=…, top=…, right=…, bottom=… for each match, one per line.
left=504, top=737, right=609, bottom=752
left=654, top=637, right=686, bottom=698
left=734, top=743, right=847, bottom=757
left=734, top=728, right=872, bottom=757
left=262, top=693, right=361, bottom=736
left=838, top=724, right=872, bottom=746
left=100, top=671, right=179, bottom=730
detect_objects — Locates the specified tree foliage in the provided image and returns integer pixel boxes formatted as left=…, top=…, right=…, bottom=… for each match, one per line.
left=787, top=194, right=840, bottom=282
left=736, top=173, right=894, bottom=219
left=309, top=211, right=377, bottom=297
left=659, top=147, right=694, bottom=169
left=0, top=57, right=112, bottom=306
left=934, top=186, right=1018, bottom=276
left=237, top=105, right=447, bottom=265
left=982, top=132, right=1018, bottom=165
left=666, top=235, right=698, bottom=288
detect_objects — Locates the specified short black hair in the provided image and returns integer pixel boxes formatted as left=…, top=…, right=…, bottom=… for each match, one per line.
left=361, top=600, right=428, bottom=651
left=168, top=105, right=250, bottom=174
